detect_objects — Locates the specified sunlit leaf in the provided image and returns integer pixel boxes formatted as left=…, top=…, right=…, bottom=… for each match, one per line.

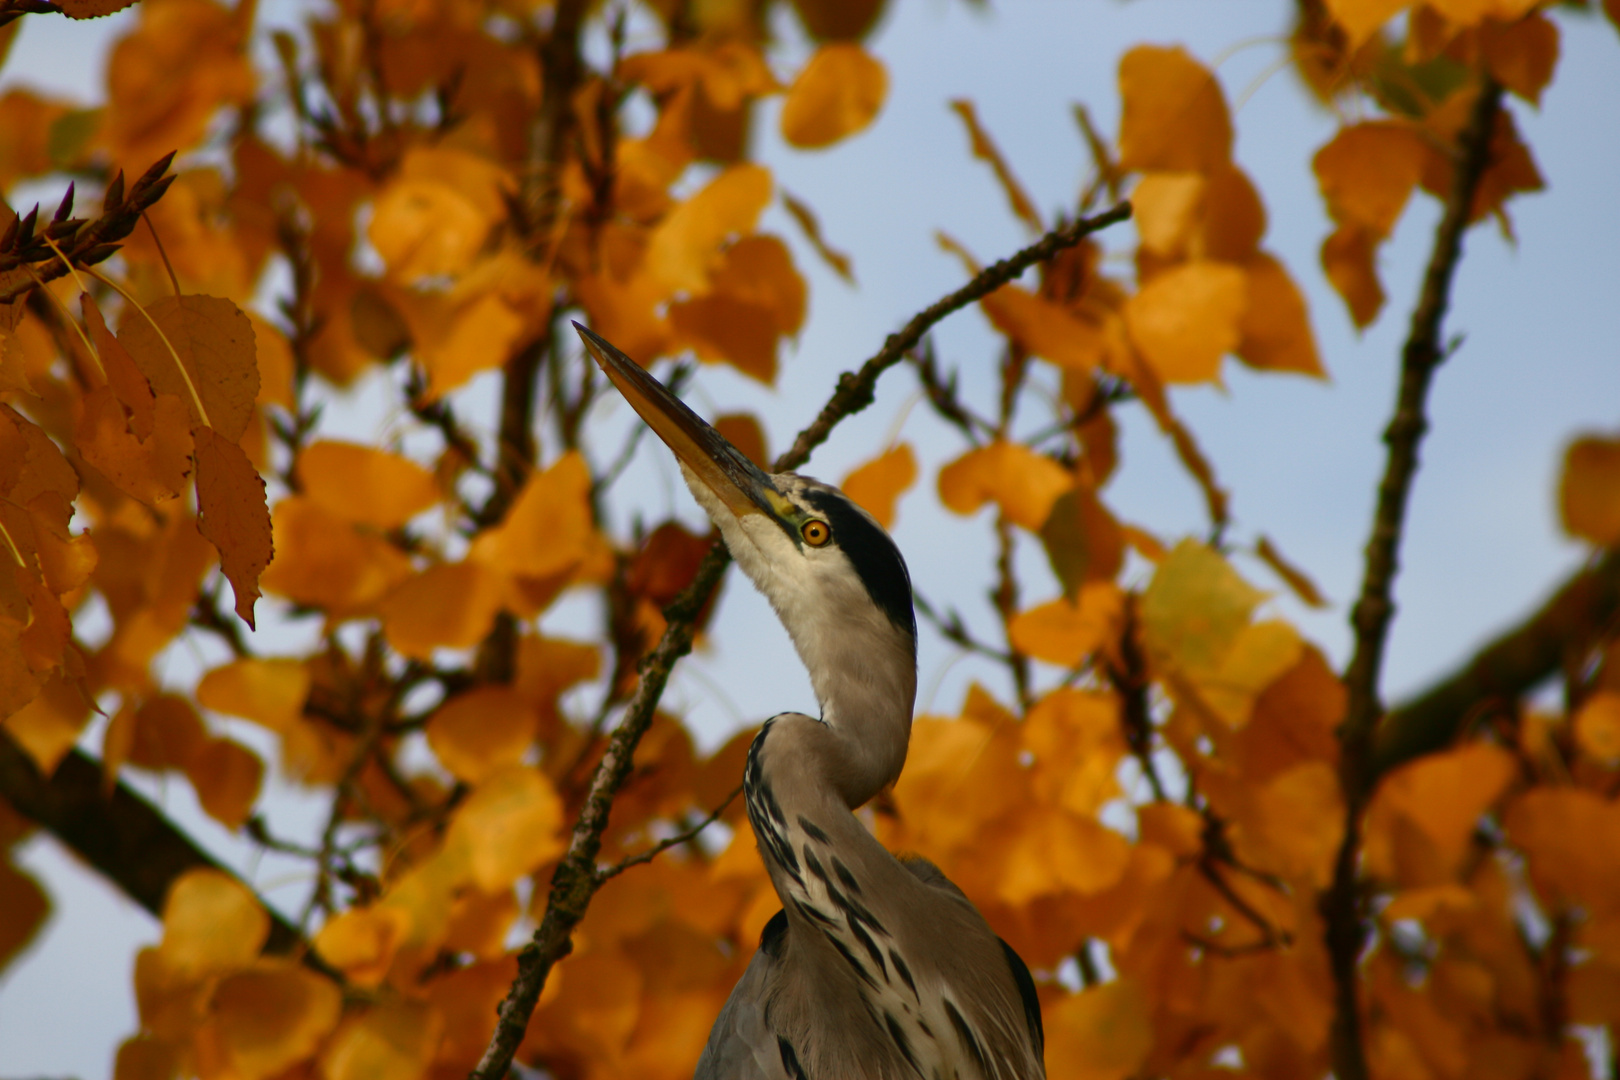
left=369, top=147, right=512, bottom=283
left=938, top=441, right=1073, bottom=531
left=841, top=443, right=917, bottom=529
left=210, top=960, right=341, bottom=1080
left=1117, top=45, right=1231, bottom=174
left=321, top=1000, right=443, bottom=1080
left=1124, top=260, right=1247, bottom=384
left=195, top=658, right=309, bottom=734
left=1575, top=691, right=1620, bottom=766
left=1043, top=979, right=1154, bottom=1080
left=1140, top=538, right=1265, bottom=676
left=448, top=766, right=567, bottom=891
left=646, top=164, right=772, bottom=294
left=780, top=44, right=887, bottom=149
left=1008, top=584, right=1125, bottom=669
left=378, top=561, right=506, bottom=659
left=159, top=869, right=267, bottom=980
left=296, top=441, right=440, bottom=530
left=426, top=686, right=539, bottom=784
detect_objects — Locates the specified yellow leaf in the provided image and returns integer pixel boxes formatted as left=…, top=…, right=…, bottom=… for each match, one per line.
left=1008, top=584, right=1125, bottom=668
left=261, top=497, right=414, bottom=617
left=443, top=888, right=520, bottom=959
left=1044, top=980, right=1154, bottom=1080
left=1201, top=620, right=1304, bottom=729
left=194, top=424, right=273, bottom=628
left=1480, top=13, right=1560, bottom=106
left=646, top=164, right=772, bottom=295
left=1237, top=253, right=1325, bottom=378
left=210, top=960, right=341, bottom=1080
left=426, top=686, right=539, bottom=784
left=1, top=673, right=90, bottom=776
left=1576, top=691, right=1620, bottom=765
left=1124, top=260, right=1248, bottom=384
left=76, top=387, right=195, bottom=508
left=1255, top=533, right=1328, bottom=607
left=186, top=737, right=263, bottom=828
left=471, top=451, right=594, bottom=581
left=368, top=147, right=512, bottom=282
left=1118, top=45, right=1231, bottom=174
left=1235, top=759, right=1344, bottom=888
left=449, top=766, right=566, bottom=891
left=159, top=869, right=267, bottom=979
left=296, top=441, right=440, bottom=530
left=841, top=443, right=917, bottom=529
left=378, top=561, right=506, bottom=659
left=980, top=284, right=1106, bottom=372
left=120, top=294, right=260, bottom=442
left=1131, top=172, right=1205, bottom=258
left=313, top=905, right=412, bottom=988
left=937, top=441, right=1073, bottom=531
left=195, top=658, right=309, bottom=734
left=780, top=44, right=887, bottom=149
left=1140, top=538, right=1265, bottom=675
left=713, top=413, right=769, bottom=468
left=321, top=1000, right=442, bottom=1080
left=1560, top=435, right=1620, bottom=545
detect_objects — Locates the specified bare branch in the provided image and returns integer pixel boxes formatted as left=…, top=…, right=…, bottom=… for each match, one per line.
left=593, top=786, right=741, bottom=885
left=1324, top=82, right=1504, bottom=1080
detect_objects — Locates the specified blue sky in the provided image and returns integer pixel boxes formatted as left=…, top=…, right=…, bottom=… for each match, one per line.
left=2, top=2, right=1618, bottom=1075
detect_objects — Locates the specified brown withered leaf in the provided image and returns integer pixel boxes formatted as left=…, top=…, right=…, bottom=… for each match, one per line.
left=1255, top=534, right=1328, bottom=608
left=0, top=859, right=49, bottom=973
left=949, top=99, right=1042, bottom=232
left=186, top=736, right=263, bottom=828
left=82, top=293, right=155, bottom=437
left=1321, top=223, right=1385, bottom=329
left=1480, top=13, right=1560, bottom=106
left=670, top=295, right=779, bottom=384
left=193, top=424, right=272, bottom=628
left=121, top=295, right=259, bottom=442
left=781, top=190, right=854, bottom=282
left=1560, top=435, right=1620, bottom=546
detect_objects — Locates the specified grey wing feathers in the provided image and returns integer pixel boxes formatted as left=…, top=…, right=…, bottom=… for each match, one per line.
left=695, top=913, right=793, bottom=1080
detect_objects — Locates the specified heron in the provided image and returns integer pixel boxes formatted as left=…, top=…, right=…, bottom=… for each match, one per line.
left=575, top=323, right=1046, bottom=1080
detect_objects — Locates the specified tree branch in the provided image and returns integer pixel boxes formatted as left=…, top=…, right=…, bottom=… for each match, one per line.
left=1324, top=82, right=1503, bottom=1080
left=1372, top=548, right=1620, bottom=778
left=0, top=732, right=332, bottom=975
left=469, top=200, right=1133, bottom=1080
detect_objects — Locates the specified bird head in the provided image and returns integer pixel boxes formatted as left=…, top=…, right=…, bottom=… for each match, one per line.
left=576, top=322, right=917, bottom=750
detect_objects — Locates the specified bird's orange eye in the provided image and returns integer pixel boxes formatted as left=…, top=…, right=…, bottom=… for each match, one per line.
left=801, top=520, right=831, bottom=547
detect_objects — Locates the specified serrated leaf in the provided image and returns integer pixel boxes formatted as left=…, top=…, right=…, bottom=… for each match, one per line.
left=194, top=424, right=272, bottom=628
left=120, top=295, right=259, bottom=441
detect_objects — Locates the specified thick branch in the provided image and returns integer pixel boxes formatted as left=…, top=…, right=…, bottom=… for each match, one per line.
left=1373, top=548, right=1620, bottom=777
left=0, top=733, right=315, bottom=964
left=470, top=201, right=1133, bottom=1080
left=1324, top=83, right=1503, bottom=1080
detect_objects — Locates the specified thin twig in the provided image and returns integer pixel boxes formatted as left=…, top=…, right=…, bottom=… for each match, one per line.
left=469, top=202, right=1134, bottom=1080
left=593, top=786, right=741, bottom=884
left=1323, top=82, right=1503, bottom=1080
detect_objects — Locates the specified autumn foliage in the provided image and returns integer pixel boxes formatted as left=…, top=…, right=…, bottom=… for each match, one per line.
left=2, top=0, right=1619, bottom=1079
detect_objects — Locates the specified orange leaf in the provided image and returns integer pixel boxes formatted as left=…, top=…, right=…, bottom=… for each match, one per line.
left=1022, top=689, right=1125, bottom=816
left=709, top=233, right=807, bottom=338
left=1043, top=980, right=1154, bottom=1080
left=321, top=1001, right=443, bottom=1080
left=1481, top=13, right=1560, bottom=106
left=82, top=292, right=155, bottom=436
left=159, top=869, right=267, bottom=979
left=1124, top=260, right=1247, bottom=383
left=712, top=414, right=769, bottom=468
left=1233, top=759, right=1344, bottom=888
left=1323, top=0, right=1408, bottom=46
left=210, top=960, right=341, bottom=1080
left=1314, top=122, right=1430, bottom=237
left=781, top=190, right=854, bottom=282
left=1008, top=584, right=1125, bottom=669
left=1236, top=253, right=1325, bottom=377
left=76, top=387, right=195, bottom=507
left=1575, top=691, right=1620, bottom=765
left=1, top=673, right=91, bottom=775
left=368, top=147, right=512, bottom=282
left=1321, top=223, right=1385, bottom=329
left=1560, top=435, right=1620, bottom=545
left=470, top=451, right=594, bottom=581
left=1131, top=172, right=1205, bottom=258
left=0, top=858, right=49, bottom=971
left=780, top=44, right=887, bottom=149
left=949, top=99, right=1042, bottom=232
left=646, top=164, right=772, bottom=295
left=937, top=441, right=1073, bottom=531
left=840, top=443, right=917, bottom=529
left=669, top=294, right=780, bottom=384
left=426, top=687, right=539, bottom=784
left=1255, top=533, right=1328, bottom=607
left=998, top=806, right=1131, bottom=903
left=378, top=561, right=506, bottom=659
left=980, top=284, right=1106, bottom=373
left=120, top=294, right=259, bottom=442
left=194, top=423, right=273, bottom=628
left=296, top=440, right=440, bottom=530
left=1365, top=743, right=1516, bottom=885
left=1505, top=788, right=1620, bottom=915
left=1117, top=45, right=1231, bottom=174
left=313, top=905, right=412, bottom=988
left=186, top=737, right=263, bottom=828
left=125, top=694, right=208, bottom=772
left=448, top=766, right=566, bottom=891
left=260, top=497, right=413, bottom=616
left=195, top=658, right=309, bottom=734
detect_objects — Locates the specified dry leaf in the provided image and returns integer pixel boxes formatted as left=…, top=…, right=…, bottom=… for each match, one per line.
left=194, top=424, right=273, bottom=628
left=949, top=99, right=1042, bottom=232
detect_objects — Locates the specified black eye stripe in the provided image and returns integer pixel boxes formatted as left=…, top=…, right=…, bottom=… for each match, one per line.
left=801, top=488, right=916, bottom=645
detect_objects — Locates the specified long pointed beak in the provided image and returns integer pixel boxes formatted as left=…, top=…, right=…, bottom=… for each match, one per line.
left=574, top=321, right=784, bottom=523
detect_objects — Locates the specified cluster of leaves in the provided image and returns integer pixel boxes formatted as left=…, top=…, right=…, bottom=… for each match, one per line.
left=0, top=0, right=1618, bottom=1079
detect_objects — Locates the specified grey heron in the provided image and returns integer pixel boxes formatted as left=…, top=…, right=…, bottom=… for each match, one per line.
left=575, top=323, right=1046, bottom=1080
